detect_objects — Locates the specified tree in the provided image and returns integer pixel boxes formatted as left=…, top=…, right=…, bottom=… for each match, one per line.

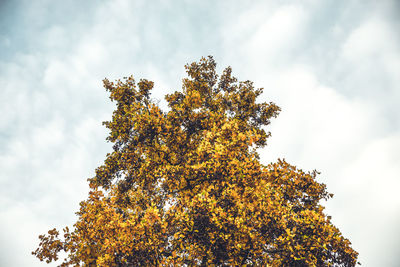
left=33, top=56, right=359, bottom=266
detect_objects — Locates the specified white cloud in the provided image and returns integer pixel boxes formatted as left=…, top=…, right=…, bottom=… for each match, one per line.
left=221, top=3, right=309, bottom=72
left=331, top=134, right=400, bottom=267
left=258, top=66, right=376, bottom=173
left=340, top=17, right=400, bottom=108
left=342, top=18, right=397, bottom=61
left=247, top=5, right=307, bottom=59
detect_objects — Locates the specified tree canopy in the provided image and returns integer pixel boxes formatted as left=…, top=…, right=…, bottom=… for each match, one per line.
left=33, top=56, right=359, bottom=266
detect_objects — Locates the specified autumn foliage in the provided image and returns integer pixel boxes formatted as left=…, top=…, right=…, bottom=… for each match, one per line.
left=33, top=56, right=358, bottom=266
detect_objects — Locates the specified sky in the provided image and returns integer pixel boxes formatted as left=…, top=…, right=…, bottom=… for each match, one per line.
left=0, top=0, right=399, bottom=266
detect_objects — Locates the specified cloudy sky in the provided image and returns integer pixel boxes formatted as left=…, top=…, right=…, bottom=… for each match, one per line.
left=1, top=0, right=399, bottom=266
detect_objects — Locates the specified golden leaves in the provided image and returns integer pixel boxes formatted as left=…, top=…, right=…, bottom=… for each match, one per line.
left=33, top=56, right=358, bottom=267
